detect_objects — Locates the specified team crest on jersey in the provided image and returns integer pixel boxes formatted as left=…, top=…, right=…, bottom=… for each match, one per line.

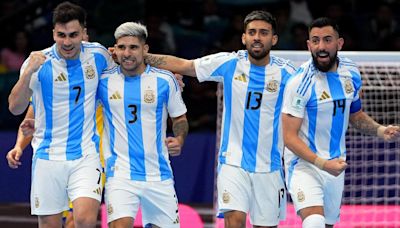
left=266, top=80, right=279, bottom=92
left=344, top=79, right=354, bottom=94
left=84, top=65, right=95, bottom=79
left=144, top=90, right=155, bottom=103
left=35, top=197, right=40, bottom=208
left=107, top=204, right=113, bottom=215
left=297, top=190, right=305, bottom=202
left=222, top=191, right=230, bottom=203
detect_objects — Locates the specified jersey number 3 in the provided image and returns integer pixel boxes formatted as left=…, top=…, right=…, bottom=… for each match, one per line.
left=127, top=104, right=138, bottom=123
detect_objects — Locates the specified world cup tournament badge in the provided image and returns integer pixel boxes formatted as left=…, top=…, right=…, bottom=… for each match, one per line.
left=84, top=65, right=95, bottom=79
left=266, top=80, right=279, bottom=92
left=344, top=79, right=354, bottom=94
left=144, top=90, right=155, bottom=103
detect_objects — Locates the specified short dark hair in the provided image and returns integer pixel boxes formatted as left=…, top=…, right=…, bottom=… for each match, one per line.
left=309, top=17, right=340, bottom=36
left=244, top=10, right=277, bottom=34
left=52, top=1, right=86, bottom=27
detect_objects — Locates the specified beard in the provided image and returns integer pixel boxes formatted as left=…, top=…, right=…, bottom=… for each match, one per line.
left=311, top=51, right=338, bottom=72
left=247, top=43, right=269, bottom=60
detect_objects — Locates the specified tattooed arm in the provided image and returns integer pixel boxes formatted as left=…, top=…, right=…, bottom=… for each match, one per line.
left=145, top=54, right=197, bottom=77
left=165, top=114, right=189, bottom=156
left=350, top=111, right=400, bottom=142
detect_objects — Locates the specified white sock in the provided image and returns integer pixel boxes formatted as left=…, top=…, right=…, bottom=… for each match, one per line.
left=302, top=214, right=325, bottom=228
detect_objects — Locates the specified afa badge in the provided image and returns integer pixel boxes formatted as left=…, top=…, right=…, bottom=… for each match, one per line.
left=85, top=65, right=95, bottom=79
left=266, top=80, right=279, bottom=93
left=107, top=204, right=114, bottom=215
left=344, top=79, right=354, bottom=94
left=297, top=190, right=305, bottom=202
left=144, top=90, right=155, bottom=103
left=35, top=197, right=40, bottom=208
left=223, top=191, right=230, bottom=204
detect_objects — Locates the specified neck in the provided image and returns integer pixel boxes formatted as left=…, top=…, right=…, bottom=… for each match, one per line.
left=122, top=64, right=146, bottom=77
left=249, top=53, right=270, bottom=66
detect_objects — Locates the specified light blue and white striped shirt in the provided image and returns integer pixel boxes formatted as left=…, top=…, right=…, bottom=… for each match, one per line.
left=98, top=65, right=187, bottom=181
left=194, top=50, right=297, bottom=173
left=27, top=41, right=115, bottom=161
left=282, top=57, right=362, bottom=163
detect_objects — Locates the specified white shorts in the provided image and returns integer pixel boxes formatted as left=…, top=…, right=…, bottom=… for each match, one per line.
left=217, top=164, right=286, bottom=226
left=31, top=153, right=103, bottom=215
left=287, top=159, right=344, bottom=225
left=105, top=177, right=180, bottom=227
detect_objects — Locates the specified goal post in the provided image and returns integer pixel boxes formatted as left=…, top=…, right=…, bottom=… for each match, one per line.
left=214, top=51, right=400, bottom=227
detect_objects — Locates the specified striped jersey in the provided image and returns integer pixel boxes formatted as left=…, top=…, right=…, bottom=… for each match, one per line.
left=97, top=65, right=187, bottom=181
left=282, top=57, right=362, bottom=162
left=194, top=50, right=297, bottom=173
left=27, top=41, right=115, bottom=161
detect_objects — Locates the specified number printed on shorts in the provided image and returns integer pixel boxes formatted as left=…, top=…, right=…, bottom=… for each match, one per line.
left=278, top=188, right=285, bottom=208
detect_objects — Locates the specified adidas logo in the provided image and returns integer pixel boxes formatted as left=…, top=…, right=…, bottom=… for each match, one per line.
left=110, top=91, right=122, bottom=100
left=234, top=73, right=247, bottom=82
left=319, top=91, right=331, bottom=100
left=55, top=73, right=67, bottom=82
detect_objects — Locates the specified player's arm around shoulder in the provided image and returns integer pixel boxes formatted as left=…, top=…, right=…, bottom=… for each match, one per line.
left=9, top=51, right=46, bottom=115
left=166, top=115, right=189, bottom=156
left=145, top=53, right=196, bottom=77
left=350, top=110, right=400, bottom=142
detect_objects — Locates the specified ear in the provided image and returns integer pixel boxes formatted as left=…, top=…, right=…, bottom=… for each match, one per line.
left=337, top=37, right=344, bottom=51
left=272, top=34, right=278, bottom=46
left=52, top=29, right=56, bottom=41
left=143, top=44, right=149, bottom=54
left=306, top=40, right=312, bottom=51
left=83, top=28, right=89, bottom=41
left=241, top=33, right=246, bottom=45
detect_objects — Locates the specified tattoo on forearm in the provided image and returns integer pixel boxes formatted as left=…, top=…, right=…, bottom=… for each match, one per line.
left=173, top=120, right=189, bottom=141
left=351, top=114, right=380, bottom=136
left=145, top=55, right=167, bottom=67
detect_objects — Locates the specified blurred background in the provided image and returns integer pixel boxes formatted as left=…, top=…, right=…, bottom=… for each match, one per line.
left=0, top=0, right=399, bottom=227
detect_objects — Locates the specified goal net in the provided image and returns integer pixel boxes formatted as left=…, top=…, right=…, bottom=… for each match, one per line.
left=214, top=51, right=400, bottom=227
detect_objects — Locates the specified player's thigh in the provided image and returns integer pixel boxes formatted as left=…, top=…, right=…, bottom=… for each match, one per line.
left=141, top=179, right=180, bottom=228
left=31, top=157, right=69, bottom=215
left=68, top=154, right=103, bottom=203
left=323, top=171, right=345, bottom=225
left=104, top=177, right=141, bottom=223
left=217, top=164, right=252, bottom=214
left=288, top=162, right=324, bottom=213
left=109, top=217, right=134, bottom=228
left=250, top=169, right=286, bottom=226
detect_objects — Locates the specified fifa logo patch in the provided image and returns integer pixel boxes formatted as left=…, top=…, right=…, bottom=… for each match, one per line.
left=144, top=90, right=155, bottom=103
left=222, top=190, right=230, bottom=203
left=297, top=189, right=305, bottom=202
left=35, top=197, right=40, bottom=208
left=85, top=65, right=95, bottom=79
left=266, top=80, right=279, bottom=93
left=344, top=79, right=354, bottom=94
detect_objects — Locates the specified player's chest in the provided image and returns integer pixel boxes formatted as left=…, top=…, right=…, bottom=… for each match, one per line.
left=104, top=76, right=167, bottom=109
